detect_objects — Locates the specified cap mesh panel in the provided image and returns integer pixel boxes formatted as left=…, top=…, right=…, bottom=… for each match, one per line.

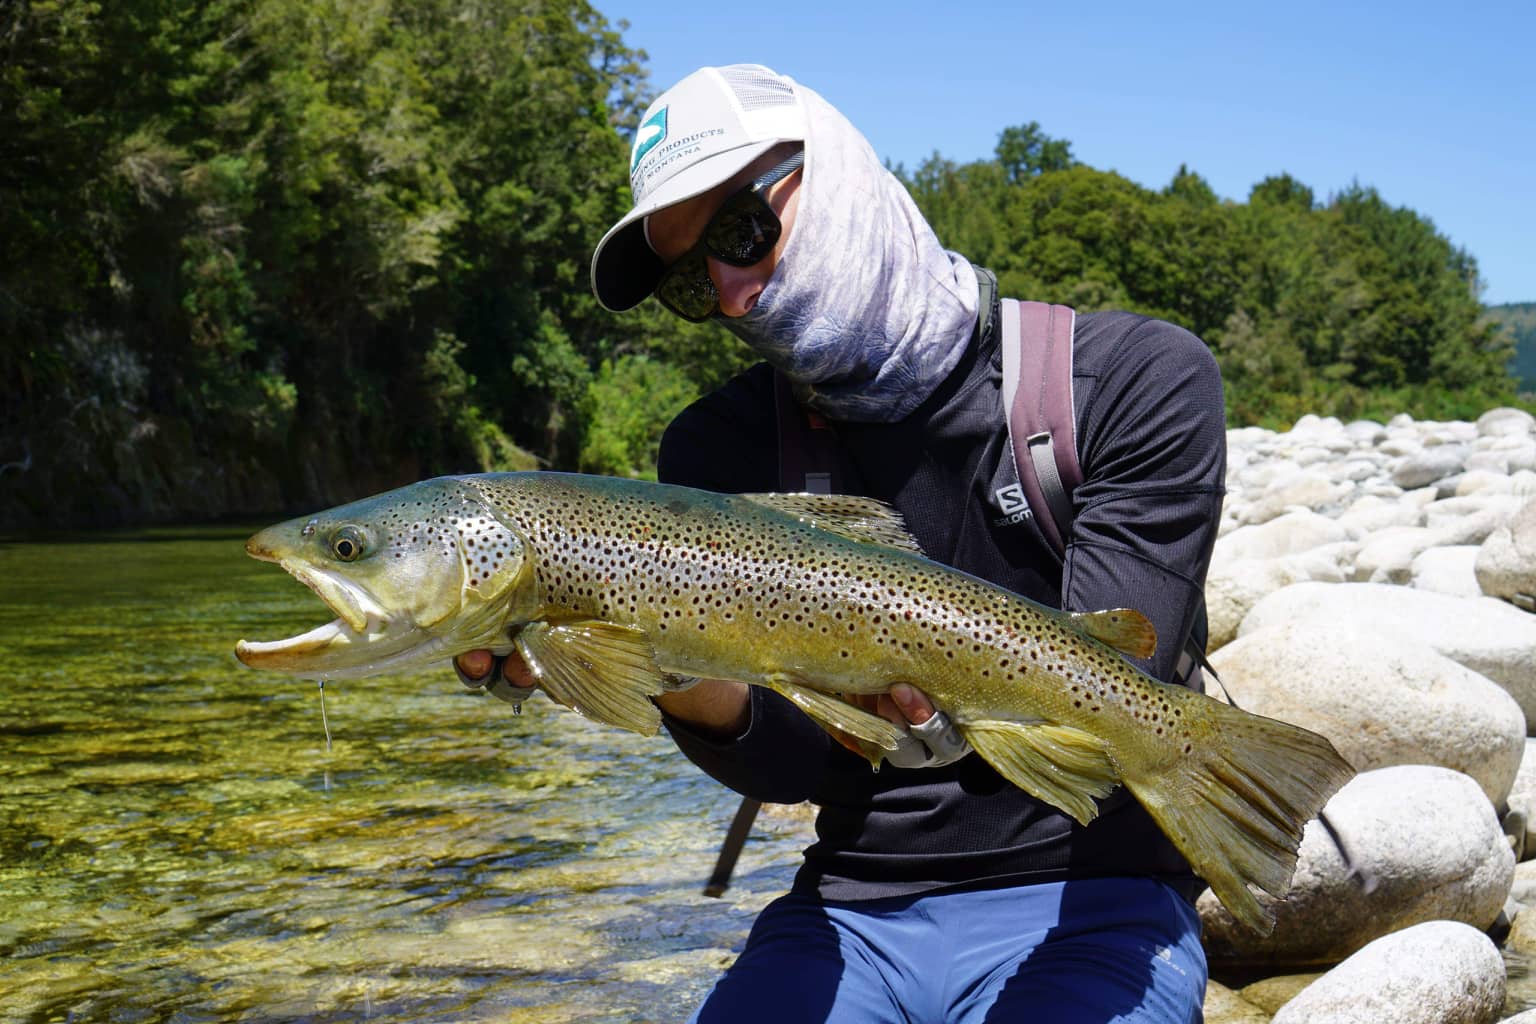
left=720, top=66, right=795, bottom=111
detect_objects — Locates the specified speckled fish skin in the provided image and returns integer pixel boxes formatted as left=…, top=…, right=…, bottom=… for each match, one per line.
left=236, top=471, right=1352, bottom=935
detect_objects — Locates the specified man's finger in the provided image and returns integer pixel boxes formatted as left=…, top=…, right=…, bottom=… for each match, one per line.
left=888, top=683, right=934, bottom=726
left=455, top=650, right=495, bottom=687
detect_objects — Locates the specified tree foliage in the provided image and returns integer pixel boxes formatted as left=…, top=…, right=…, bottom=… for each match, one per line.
left=1, top=0, right=649, bottom=525
left=899, top=125, right=1518, bottom=430
left=1487, top=303, right=1536, bottom=395
left=2, top=26, right=1525, bottom=526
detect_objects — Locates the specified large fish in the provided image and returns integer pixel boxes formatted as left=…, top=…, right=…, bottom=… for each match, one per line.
left=236, top=471, right=1351, bottom=934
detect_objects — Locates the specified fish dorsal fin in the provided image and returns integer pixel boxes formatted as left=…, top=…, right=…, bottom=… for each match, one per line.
left=1065, top=609, right=1157, bottom=660
left=513, top=620, right=667, bottom=736
left=742, top=493, right=926, bottom=555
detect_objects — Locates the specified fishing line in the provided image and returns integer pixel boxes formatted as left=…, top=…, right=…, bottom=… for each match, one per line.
left=318, top=679, right=333, bottom=753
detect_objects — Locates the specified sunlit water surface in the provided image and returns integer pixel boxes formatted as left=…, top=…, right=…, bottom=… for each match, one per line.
left=0, top=528, right=804, bottom=1023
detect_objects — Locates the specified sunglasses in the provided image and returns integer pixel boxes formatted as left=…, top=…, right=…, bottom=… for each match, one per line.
left=652, top=149, right=805, bottom=322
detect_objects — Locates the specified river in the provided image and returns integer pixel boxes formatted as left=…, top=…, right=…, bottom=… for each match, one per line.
left=0, top=527, right=804, bottom=1022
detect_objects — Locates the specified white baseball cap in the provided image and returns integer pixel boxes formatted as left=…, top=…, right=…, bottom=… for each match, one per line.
left=590, top=64, right=807, bottom=312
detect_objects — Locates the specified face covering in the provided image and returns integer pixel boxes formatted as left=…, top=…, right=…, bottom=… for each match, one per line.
left=716, top=81, right=979, bottom=423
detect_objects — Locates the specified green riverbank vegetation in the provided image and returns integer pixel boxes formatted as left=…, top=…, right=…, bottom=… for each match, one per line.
left=3, top=0, right=1528, bottom=528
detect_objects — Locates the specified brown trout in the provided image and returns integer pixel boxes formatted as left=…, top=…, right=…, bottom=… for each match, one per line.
left=235, top=471, right=1351, bottom=934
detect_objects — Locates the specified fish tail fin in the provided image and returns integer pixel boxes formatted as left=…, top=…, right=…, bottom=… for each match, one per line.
left=1123, top=697, right=1353, bottom=936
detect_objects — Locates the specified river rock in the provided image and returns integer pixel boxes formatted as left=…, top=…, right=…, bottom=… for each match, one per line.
left=1506, top=903, right=1536, bottom=956
left=1268, top=921, right=1505, bottom=1024
left=1475, top=498, right=1536, bottom=609
left=1239, top=973, right=1321, bottom=1014
left=1392, top=446, right=1469, bottom=489
left=1205, top=542, right=1357, bottom=651
left=1410, top=545, right=1482, bottom=598
left=1423, top=493, right=1528, bottom=534
left=1238, top=472, right=1348, bottom=525
left=1203, top=979, right=1270, bottom=1024
left=1344, top=419, right=1387, bottom=445
left=1208, top=624, right=1524, bottom=804
left=1335, top=493, right=1424, bottom=536
left=1351, top=525, right=1437, bottom=583
left=1239, top=582, right=1536, bottom=727
left=1506, top=739, right=1536, bottom=858
left=1199, top=766, right=1514, bottom=966
left=1477, top=406, right=1536, bottom=438
left=1215, top=510, right=1353, bottom=562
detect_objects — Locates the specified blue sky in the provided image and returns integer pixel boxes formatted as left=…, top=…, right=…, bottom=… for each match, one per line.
left=608, top=1, right=1534, bottom=305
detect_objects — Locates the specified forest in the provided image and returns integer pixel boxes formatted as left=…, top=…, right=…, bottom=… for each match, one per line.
left=1489, top=304, right=1536, bottom=393
left=1, top=0, right=1526, bottom=528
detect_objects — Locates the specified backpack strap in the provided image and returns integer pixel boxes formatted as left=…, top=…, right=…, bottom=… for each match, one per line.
left=999, top=298, right=1081, bottom=557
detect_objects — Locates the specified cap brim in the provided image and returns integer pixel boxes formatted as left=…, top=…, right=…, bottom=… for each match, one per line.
left=590, top=140, right=786, bottom=312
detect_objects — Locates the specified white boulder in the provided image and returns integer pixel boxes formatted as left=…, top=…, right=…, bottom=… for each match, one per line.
left=1268, top=921, right=1505, bottom=1024
left=1410, top=545, right=1482, bottom=598
left=1199, top=766, right=1514, bottom=965
left=1208, top=623, right=1525, bottom=804
left=1476, top=406, right=1536, bottom=438
left=1239, top=582, right=1536, bottom=727
left=1475, top=498, right=1536, bottom=609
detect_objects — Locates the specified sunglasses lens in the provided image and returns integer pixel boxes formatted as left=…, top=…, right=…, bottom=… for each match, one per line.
left=654, top=254, right=717, bottom=322
left=704, top=193, right=781, bottom=264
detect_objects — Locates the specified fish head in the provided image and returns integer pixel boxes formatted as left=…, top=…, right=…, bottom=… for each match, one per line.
left=235, top=476, right=537, bottom=678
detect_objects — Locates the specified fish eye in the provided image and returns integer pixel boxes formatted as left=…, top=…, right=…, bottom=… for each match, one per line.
left=329, top=525, right=368, bottom=562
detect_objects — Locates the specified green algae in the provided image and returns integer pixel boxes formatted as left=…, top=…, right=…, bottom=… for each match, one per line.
left=0, top=529, right=803, bottom=1023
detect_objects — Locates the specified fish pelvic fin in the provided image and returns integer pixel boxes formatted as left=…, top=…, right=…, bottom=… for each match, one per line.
left=761, top=674, right=908, bottom=767
left=962, top=721, right=1121, bottom=826
left=1065, top=609, right=1158, bottom=660
left=514, top=620, right=666, bottom=736
left=740, top=494, right=926, bottom=555
left=1123, top=696, right=1353, bottom=937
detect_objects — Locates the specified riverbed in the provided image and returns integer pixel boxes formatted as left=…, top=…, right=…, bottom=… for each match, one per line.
left=0, top=527, right=801, bottom=1022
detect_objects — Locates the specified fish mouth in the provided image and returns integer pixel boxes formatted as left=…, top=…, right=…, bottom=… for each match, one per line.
left=235, top=554, right=421, bottom=678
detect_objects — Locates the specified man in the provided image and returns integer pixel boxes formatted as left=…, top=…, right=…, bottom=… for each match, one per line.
left=458, top=64, right=1225, bottom=1022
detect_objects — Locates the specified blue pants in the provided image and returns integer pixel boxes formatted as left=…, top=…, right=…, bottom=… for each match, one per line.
left=691, top=877, right=1206, bottom=1023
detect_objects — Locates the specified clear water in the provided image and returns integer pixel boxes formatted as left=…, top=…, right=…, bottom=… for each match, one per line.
left=0, top=528, right=802, bottom=1023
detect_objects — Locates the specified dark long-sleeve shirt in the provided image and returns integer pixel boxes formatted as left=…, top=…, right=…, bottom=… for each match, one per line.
left=656, top=294, right=1227, bottom=902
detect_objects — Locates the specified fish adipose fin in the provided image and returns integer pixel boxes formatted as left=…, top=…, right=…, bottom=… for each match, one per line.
left=741, top=494, right=926, bottom=555
left=962, top=720, right=1121, bottom=826
left=1065, top=609, right=1158, bottom=659
left=1123, top=695, right=1353, bottom=936
left=762, top=673, right=908, bottom=763
left=514, top=620, right=667, bottom=736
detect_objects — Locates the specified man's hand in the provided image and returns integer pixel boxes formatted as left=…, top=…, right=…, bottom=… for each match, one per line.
left=451, top=650, right=752, bottom=737
left=836, top=684, right=972, bottom=768
left=453, top=650, right=538, bottom=706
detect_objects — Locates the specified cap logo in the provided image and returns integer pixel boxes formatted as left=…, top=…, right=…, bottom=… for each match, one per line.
left=631, top=106, right=668, bottom=175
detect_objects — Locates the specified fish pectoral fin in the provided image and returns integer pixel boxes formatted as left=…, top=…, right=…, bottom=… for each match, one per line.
left=514, top=620, right=665, bottom=736
left=1066, top=609, right=1158, bottom=660
left=962, top=720, right=1121, bottom=826
left=740, top=494, right=926, bottom=555
left=762, top=674, right=908, bottom=761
